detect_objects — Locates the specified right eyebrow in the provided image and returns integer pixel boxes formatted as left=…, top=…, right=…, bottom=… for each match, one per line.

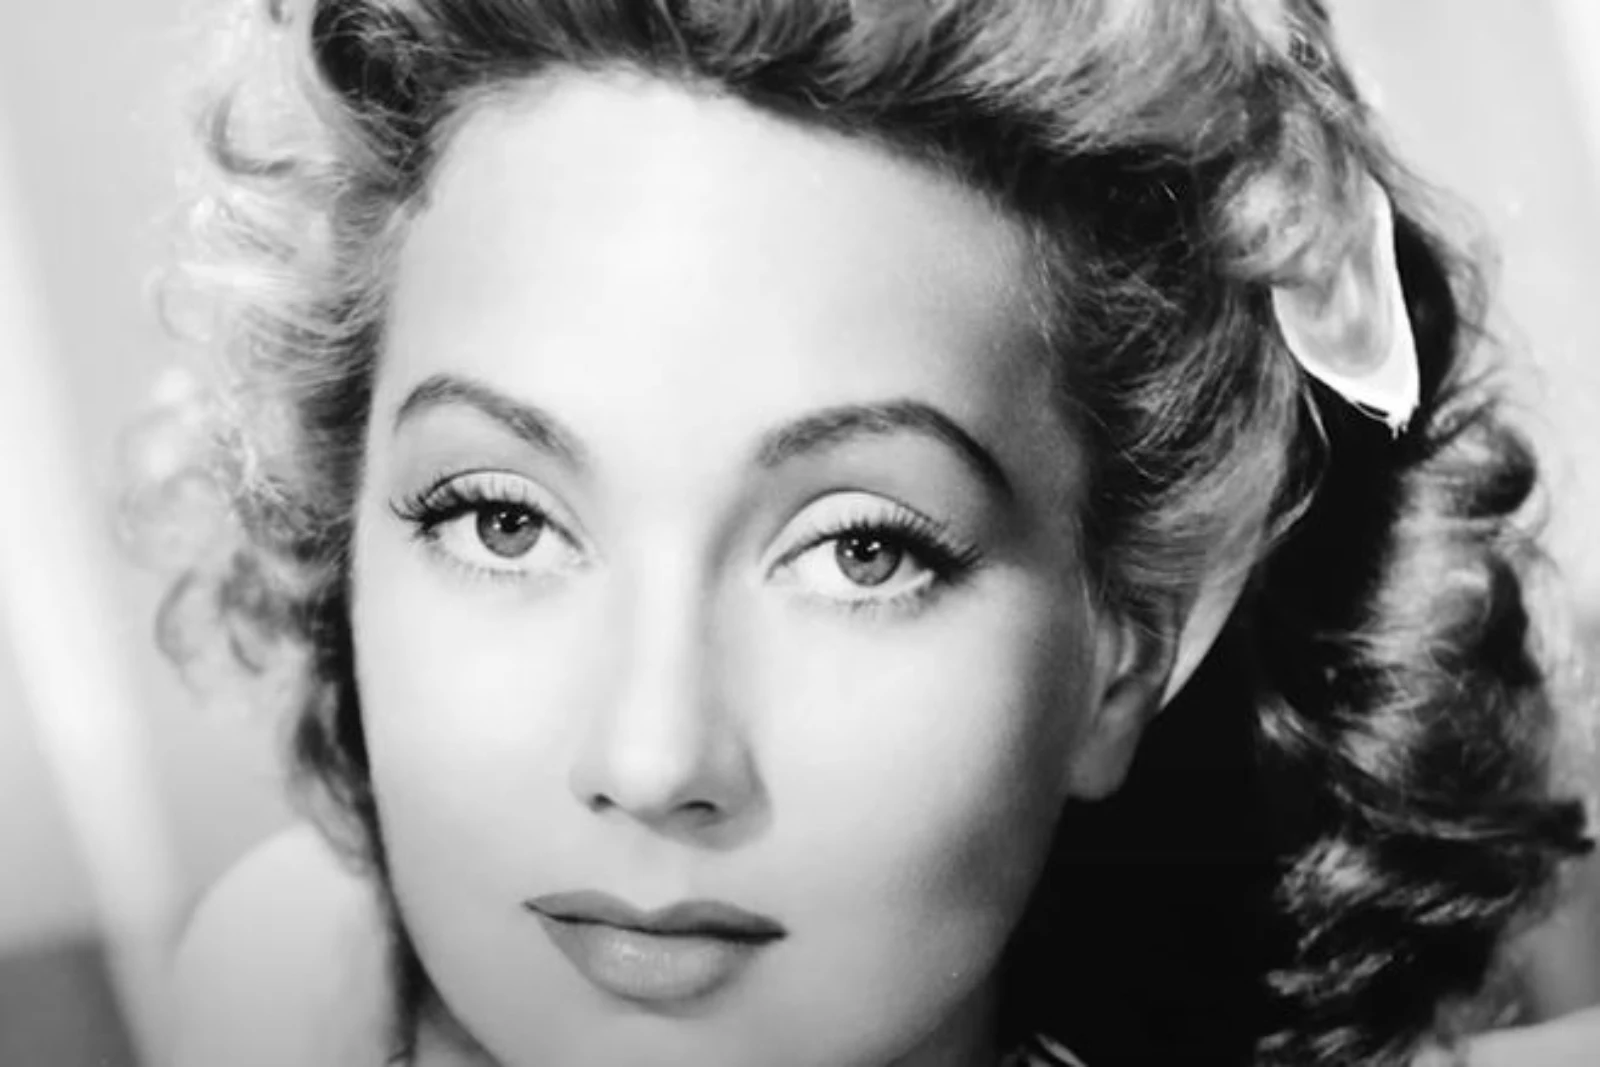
left=755, top=399, right=1016, bottom=504
left=392, top=373, right=590, bottom=472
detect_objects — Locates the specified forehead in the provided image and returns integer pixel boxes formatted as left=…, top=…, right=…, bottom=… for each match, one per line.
left=380, top=69, right=1073, bottom=492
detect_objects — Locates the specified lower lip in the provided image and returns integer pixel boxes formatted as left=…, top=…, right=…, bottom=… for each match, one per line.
left=534, top=915, right=770, bottom=1004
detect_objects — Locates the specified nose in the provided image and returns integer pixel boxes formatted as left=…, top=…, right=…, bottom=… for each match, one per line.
left=568, top=573, right=759, bottom=836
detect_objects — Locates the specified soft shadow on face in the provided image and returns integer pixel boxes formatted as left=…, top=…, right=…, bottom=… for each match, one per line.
left=350, top=68, right=1115, bottom=1067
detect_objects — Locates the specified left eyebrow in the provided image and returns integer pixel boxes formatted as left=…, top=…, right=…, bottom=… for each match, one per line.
left=754, top=400, right=1015, bottom=502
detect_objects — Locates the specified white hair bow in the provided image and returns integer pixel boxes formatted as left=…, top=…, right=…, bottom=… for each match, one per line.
left=1162, top=174, right=1420, bottom=705
left=1270, top=174, right=1420, bottom=435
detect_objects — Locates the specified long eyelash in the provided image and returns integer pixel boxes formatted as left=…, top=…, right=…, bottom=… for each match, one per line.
left=388, top=474, right=568, bottom=587
left=392, top=475, right=534, bottom=532
left=795, top=506, right=984, bottom=584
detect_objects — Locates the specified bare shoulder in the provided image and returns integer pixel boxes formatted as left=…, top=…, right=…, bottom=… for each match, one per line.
left=170, top=822, right=396, bottom=1067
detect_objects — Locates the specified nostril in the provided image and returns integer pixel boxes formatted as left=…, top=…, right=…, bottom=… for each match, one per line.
left=584, top=790, right=721, bottom=823
left=682, top=798, right=720, bottom=821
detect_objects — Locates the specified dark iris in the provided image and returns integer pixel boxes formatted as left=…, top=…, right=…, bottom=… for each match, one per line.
left=834, top=533, right=902, bottom=587
left=475, top=505, right=542, bottom=558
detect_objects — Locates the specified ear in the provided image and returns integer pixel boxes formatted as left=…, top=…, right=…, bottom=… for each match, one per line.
left=1061, top=604, right=1181, bottom=801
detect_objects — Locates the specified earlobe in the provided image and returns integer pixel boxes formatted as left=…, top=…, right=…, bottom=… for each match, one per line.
left=1062, top=608, right=1179, bottom=801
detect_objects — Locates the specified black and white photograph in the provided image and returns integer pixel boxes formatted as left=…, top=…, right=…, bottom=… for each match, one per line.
left=2, top=2, right=1599, bottom=1065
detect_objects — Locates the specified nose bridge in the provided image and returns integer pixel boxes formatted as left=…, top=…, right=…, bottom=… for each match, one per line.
left=571, top=560, right=749, bottom=826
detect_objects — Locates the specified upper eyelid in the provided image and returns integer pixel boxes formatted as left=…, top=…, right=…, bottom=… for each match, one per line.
left=777, top=495, right=955, bottom=548
left=769, top=509, right=965, bottom=586
left=407, top=470, right=587, bottom=547
left=424, top=470, right=542, bottom=507
left=780, top=518, right=930, bottom=566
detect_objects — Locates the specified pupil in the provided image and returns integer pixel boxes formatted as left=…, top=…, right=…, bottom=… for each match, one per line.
left=477, top=506, right=542, bottom=558
left=835, top=534, right=900, bottom=587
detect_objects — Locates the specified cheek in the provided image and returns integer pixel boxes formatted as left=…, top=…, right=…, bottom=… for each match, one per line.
left=347, top=521, right=603, bottom=892
left=753, top=579, right=1089, bottom=967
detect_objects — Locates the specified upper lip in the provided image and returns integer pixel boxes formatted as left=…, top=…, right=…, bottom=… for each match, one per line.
left=526, top=891, right=786, bottom=942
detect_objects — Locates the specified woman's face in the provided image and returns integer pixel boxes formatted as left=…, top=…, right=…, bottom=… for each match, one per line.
left=351, top=70, right=1137, bottom=1067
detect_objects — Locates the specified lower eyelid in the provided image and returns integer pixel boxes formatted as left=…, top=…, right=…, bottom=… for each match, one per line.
left=422, top=518, right=587, bottom=585
left=795, top=582, right=942, bottom=620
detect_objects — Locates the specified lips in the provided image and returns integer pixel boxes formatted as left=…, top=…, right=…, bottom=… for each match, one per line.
left=528, top=892, right=786, bottom=941
left=526, top=891, right=785, bottom=1004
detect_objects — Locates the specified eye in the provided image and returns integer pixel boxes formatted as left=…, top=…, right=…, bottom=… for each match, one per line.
left=436, top=501, right=572, bottom=572
left=462, top=503, right=543, bottom=559
left=391, top=472, right=584, bottom=581
left=834, top=533, right=904, bottom=587
left=773, top=495, right=981, bottom=612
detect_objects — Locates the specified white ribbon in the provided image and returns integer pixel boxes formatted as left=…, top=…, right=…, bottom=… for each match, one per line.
left=1162, top=174, right=1421, bottom=705
left=1270, top=175, right=1421, bottom=435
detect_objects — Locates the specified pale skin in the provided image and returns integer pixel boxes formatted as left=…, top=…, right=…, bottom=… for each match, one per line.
left=169, top=69, right=1600, bottom=1067
left=350, top=69, right=1160, bottom=1067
